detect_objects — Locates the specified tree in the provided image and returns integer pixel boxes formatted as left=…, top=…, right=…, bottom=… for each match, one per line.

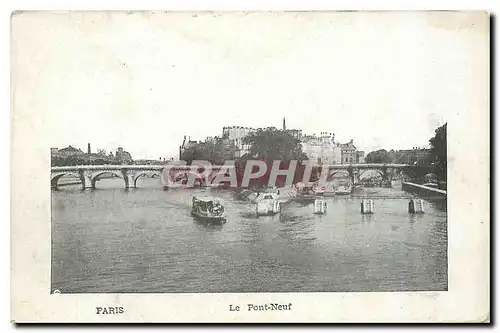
left=429, top=123, right=447, bottom=181
left=365, top=149, right=394, bottom=164
left=51, top=155, right=88, bottom=166
left=180, top=139, right=237, bottom=165
left=243, top=127, right=308, bottom=162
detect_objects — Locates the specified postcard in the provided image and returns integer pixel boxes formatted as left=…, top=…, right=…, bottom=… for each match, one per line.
left=10, top=11, right=489, bottom=323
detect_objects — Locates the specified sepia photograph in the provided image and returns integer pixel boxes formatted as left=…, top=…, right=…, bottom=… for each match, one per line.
left=11, top=10, right=489, bottom=322
left=51, top=123, right=448, bottom=294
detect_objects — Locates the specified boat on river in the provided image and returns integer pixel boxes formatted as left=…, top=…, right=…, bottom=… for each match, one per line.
left=256, top=193, right=281, bottom=216
left=294, top=182, right=317, bottom=202
left=313, top=184, right=326, bottom=196
left=335, top=183, right=352, bottom=195
left=322, top=183, right=337, bottom=197
left=191, top=196, right=227, bottom=223
left=251, top=186, right=280, bottom=204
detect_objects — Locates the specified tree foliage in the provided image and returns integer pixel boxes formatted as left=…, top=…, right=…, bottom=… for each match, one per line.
left=365, top=149, right=394, bottom=164
left=429, top=123, right=447, bottom=181
left=51, top=155, right=87, bottom=166
left=243, top=127, right=308, bottom=162
left=51, top=153, right=130, bottom=166
left=180, top=139, right=238, bottom=165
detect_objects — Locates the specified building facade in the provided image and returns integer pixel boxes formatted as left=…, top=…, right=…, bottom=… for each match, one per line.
left=300, top=132, right=341, bottom=165
left=287, top=129, right=303, bottom=140
left=115, top=147, right=133, bottom=164
left=51, top=145, right=85, bottom=158
left=222, top=126, right=256, bottom=157
left=221, top=121, right=304, bottom=157
left=51, top=144, right=133, bottom=165
left=338, top=139, right=357, bottom=164
left=356, top=151, right=365, bottom=163
left=180, top=119, right=365, bottom=165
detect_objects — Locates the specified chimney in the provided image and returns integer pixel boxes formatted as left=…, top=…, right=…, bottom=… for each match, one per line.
left=282, top=117, right=286, bottom=131
left=87, top=143, right=91, bottom=155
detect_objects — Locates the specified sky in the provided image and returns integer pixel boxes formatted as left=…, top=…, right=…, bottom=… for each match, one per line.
left=14, top=11, right=483, bottom=160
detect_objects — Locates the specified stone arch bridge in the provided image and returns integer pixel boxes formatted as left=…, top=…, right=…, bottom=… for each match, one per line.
left=50, top=164, right=230, bottom=190
left=51, top=163, right=432, bottom=190
left=324, top=163, right=432, bottom=185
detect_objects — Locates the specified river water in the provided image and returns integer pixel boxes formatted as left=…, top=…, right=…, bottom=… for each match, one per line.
left=51, top=177, right=447, bottom=293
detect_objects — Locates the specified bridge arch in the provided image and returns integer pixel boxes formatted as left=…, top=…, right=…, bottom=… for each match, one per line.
left=51, top=172, right=81, bottom=189
left=327, top=170, right=350, bottom=181
left=90, top=171, right=124, bottom=189
left=133, top=171, right=162, bottom=188
left=358, top=169, right=385, bottom=180
left=51, top=165, right=167, bottom=190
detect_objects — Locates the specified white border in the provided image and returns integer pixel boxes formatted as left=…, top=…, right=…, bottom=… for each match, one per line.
left=5, top=0, right=495, bottom=328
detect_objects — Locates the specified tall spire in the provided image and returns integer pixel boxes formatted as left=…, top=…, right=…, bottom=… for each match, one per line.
left=283, top=117, right=286, bottom=131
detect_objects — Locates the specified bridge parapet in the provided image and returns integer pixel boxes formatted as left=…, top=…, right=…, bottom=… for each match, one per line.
left=51, top=163, right=427, bottom=190
left=51, top=164, right=166, bottom=172
left=321, top=163, right=410, bottom=169
left=51, top=165, right=166, bottom=189
left=322, top=163, right=412, bottom=185
left=51, top=164, right=229, bottom=189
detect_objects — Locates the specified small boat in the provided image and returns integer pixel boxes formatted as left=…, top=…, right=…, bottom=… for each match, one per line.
left=191, top=196, right=227, bottom=223
left=335, top=184, right=352, bottom=195
left=422, top=182, right=439, bottom=188
left=256, top=193, right=281, bottom=216
left=313, top=184, right=326, bottom=196
left=294, top=182, right=317, bottom=202
left=251, top=187, right=280, bottom=204
left=322, top=183, right=337, bottom=197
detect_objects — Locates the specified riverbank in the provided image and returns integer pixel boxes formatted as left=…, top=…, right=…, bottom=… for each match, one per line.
left=402, top=182, right=447, bottom=198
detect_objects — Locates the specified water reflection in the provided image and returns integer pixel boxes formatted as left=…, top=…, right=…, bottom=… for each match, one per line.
left=408, top=213, right=426, bottom=224
left=192, top=217, right=225, bottom=230
left=361, top=214, right=375, bottom=223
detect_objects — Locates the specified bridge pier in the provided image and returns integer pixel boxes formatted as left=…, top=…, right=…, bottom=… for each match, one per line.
left=347, top=167, right=360, bottom=185
left=122, top=169, right=137, bottom=189
left=80, top=170, right=94, bottom=190
left=381, top=167, right=394, bottom=187
left=387, top=173, right=393, bottom=182
left=352, top=169, right=359, bottom=185
left=124, top=174, right=135, bottom=189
